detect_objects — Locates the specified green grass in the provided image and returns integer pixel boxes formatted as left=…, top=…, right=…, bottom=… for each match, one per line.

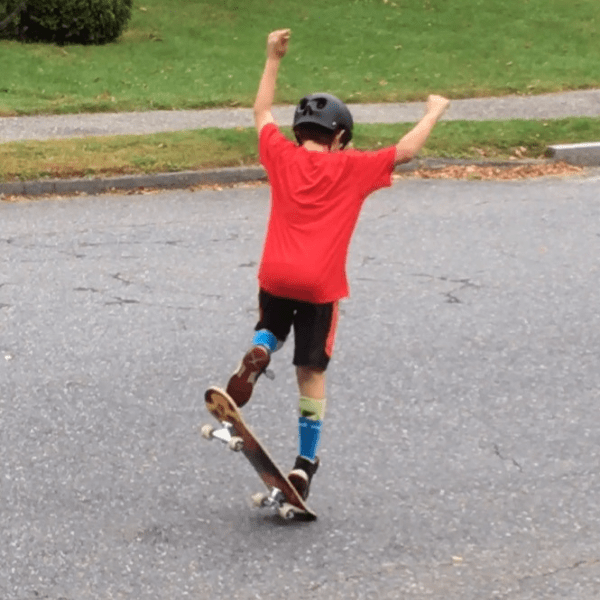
left=0, top=127, right=258, bottom=181
left=0, top=0, right=599, bottom=116
left=1, top=118, right=598, bottom=183
left=355, top=118, right=600, bottom=159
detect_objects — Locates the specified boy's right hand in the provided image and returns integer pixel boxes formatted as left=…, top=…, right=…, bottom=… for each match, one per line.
left=426, top=94, right=450, bottom=118
left=394, top=94, right=450, bottom=164
left=266, top=29, right=291, bottom=59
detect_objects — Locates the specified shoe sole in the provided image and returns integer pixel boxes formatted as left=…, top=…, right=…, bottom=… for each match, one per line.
left=226, top=346, right=270, bottom=407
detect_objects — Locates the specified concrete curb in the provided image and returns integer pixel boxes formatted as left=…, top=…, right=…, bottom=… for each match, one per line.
left=0, top=157, right=591, bottom=198
left=0, top=166, right=267, bottom=197
left=547, top=142, right=600, bottom=166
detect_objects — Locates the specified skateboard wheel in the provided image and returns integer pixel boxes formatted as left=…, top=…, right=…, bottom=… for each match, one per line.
left=278, top=503, right=296, bottom=520
left=200, top=424, right=214, bottom=440
left=251, top=492, right=267, bottom=508
left=228, top=436, right=243, bottom=452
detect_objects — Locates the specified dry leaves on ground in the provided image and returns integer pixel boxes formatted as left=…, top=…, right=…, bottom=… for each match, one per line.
left=399, top=161, right=583, bottom=181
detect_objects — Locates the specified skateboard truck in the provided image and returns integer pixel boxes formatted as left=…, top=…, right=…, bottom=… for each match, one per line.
left=201, top=422, right=244, bottom=452
left=253, top=487, right=284, bottom=508
left=201, top=423, right=297, bottom=519
left=251, top=489, right=298, bottom=520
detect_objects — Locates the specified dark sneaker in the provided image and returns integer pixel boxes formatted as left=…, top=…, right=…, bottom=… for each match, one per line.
left=226, top=345, right=270, bottom=408
left=288, top=456, right=320, bottom=500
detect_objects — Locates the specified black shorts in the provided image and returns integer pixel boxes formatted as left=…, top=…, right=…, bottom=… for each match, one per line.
left=255, top=289, right=339, bottom=370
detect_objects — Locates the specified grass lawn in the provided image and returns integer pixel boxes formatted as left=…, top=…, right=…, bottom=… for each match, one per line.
left=1, top=117, right=598, bottom=183
left=0, top=0, right=599, bottom=116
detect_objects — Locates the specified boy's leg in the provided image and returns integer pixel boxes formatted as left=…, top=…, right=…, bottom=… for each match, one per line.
left=288, top=300, right=339, bottom=499
left=289, top=367, right=327, bottom=500
left=296, top=366, right=326, bottom=462
left=296, top=365, right=326, bottom=399
left=226, top=290, right=293, bottom=408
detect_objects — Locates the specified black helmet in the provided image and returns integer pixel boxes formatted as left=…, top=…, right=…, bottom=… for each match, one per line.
left=293, top=93, right=354, bottom=147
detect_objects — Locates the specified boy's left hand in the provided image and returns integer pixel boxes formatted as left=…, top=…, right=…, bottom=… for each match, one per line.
left=267, top=29, right=291, bottom=59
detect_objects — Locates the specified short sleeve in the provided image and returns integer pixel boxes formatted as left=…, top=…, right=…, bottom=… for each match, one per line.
left=347, top=147, right=397, bottom=197
left=259, top=123, right=295, bottom=173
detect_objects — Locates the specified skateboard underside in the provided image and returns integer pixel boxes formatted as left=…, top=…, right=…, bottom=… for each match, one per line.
left=202, top=387, right=317, bottom=521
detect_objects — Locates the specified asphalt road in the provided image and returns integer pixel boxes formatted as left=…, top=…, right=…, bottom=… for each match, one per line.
left=2, top=174, right=600, bottom=599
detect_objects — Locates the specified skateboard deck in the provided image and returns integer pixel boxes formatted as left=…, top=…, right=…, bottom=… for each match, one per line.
left=202, top=386, right=317, bottom=521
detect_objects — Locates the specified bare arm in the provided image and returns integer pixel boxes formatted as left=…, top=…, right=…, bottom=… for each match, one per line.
left=395, top=95, right=450, bottom=164
left=254, top=29, right=291, bottom=133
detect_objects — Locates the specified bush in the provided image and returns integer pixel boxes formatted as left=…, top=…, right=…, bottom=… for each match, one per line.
left=0, top=1, right=27, bottom=38
left=0, top=0, right=133, bottom=45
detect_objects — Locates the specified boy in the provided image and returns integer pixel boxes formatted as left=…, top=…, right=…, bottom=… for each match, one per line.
left=226, top=29, right=449, bottom=500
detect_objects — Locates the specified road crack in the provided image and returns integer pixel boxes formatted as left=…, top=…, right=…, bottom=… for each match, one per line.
left=412, top=273, right=482, bottom=304
left=493, top=443, right=523, bottom=472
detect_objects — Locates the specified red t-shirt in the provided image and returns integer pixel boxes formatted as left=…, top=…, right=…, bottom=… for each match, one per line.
left=258, top=123, right=396, bottom=303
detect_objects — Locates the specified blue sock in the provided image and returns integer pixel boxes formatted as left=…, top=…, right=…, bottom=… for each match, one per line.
left=298, top=417, right=322, bottom=461
left=252, top=329, right=279, bottom=354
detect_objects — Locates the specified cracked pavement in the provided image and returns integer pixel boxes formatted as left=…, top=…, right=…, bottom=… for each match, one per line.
left=1, top=174, right=600, bottom=599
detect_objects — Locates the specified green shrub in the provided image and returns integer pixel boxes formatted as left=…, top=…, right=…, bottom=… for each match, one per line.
left=0, top=1, right=27, bottom=38
left=0, top=0, right=133, bottom=45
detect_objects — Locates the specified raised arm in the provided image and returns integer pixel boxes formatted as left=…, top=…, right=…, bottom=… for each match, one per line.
left=254, top=29, right=291, bottom=133
left=395, top=95, right=450, bottom=164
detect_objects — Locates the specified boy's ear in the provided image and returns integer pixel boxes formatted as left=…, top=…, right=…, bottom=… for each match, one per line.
left=331, top=129, right=346, bottom=151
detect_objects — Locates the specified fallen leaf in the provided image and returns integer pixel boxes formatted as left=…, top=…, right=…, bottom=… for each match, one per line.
left=397, top=162, right=583, bottom=181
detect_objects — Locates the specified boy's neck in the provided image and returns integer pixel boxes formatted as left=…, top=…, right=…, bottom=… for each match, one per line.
left=301, top=140, right=330, bottom=153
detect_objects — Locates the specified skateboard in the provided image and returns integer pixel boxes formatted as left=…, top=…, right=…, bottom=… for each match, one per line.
left=201, top=386, right=317, bottom=521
